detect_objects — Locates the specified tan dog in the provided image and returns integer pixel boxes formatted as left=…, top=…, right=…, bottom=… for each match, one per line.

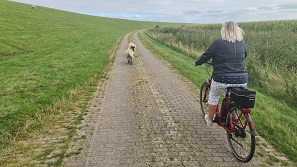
left=125, top=47, right=134, bottom=65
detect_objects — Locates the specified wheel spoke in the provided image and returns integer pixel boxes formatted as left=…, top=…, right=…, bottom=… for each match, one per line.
left=230, top=135, right=243, bottom=148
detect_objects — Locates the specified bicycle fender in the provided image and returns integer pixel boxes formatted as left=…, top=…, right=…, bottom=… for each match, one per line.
left=250, top=129, right=259, bottom=136
left=245, top=112, right=259, bottom=136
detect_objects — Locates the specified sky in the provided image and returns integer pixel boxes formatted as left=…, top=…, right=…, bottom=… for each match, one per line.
left=10, top=0, right=297, bottom=24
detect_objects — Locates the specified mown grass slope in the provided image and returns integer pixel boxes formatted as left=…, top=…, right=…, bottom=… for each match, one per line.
left=0, top=1, right=184, bottom=165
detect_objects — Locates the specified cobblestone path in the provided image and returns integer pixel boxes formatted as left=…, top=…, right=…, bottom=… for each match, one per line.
left=64, top=32, right=290, bottom=167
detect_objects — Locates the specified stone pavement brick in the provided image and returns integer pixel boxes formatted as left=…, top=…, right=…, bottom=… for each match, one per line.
left=63, top=32, right=293, bottom=167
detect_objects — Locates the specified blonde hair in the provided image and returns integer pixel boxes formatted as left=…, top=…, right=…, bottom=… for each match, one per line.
left=221, top=21, right=244, bottom=43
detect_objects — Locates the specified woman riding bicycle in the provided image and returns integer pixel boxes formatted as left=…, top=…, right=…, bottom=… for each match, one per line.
left=195, top=21, right=248, bottom=127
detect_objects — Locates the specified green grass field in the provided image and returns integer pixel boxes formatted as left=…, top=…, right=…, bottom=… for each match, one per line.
left=0, top=0, right=184, bottom=165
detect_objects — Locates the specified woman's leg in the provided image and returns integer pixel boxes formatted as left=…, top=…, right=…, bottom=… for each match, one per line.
left=206, top=80, right=225, bottom=125
left=208, top=104, right=217, bottom=120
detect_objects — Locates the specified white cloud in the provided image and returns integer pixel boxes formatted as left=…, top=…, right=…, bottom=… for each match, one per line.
left=10, top=0, right=297, bottom=23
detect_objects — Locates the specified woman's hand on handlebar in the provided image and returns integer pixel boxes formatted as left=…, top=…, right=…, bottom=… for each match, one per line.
left=195, top=61, right=199, bottom=66
left=195, top=60, right=212, bottom=66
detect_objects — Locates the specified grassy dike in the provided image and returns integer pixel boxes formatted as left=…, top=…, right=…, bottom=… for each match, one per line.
left=138, top=31, right=297, bottom=165
left=0, top=0, right=184, bottom=166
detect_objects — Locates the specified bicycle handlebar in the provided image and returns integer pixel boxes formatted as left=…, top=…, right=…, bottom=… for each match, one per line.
left=205, top=61, right=213, bottom=65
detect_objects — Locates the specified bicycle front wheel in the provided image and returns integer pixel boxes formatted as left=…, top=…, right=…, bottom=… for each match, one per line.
left=199, top=81, right=210, bottom=117
left=226, top=106, right=256, bottom=163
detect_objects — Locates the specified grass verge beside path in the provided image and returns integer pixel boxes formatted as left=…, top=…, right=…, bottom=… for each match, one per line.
left=139, top=31, right=297, bottom=165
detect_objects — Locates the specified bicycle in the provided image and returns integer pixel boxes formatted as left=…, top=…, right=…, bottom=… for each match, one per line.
left=199, top=63, right=258, bottom=163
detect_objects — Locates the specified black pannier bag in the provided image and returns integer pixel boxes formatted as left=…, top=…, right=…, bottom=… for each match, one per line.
left=230, top=87, right=256, bottom=108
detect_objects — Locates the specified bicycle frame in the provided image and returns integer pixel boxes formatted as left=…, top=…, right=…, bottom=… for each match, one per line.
left=214, top=95, right=259, bottom=136
left=230, top=109, right=259, bottom=136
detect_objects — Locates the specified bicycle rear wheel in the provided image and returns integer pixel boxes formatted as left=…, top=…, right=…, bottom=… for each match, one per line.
left=199, top=81, right=210, bottom=117
left=226, top=106, right=256, bottom=163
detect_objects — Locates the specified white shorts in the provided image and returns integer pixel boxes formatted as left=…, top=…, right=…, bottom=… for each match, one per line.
left=208, top=79, right=247, bottom=105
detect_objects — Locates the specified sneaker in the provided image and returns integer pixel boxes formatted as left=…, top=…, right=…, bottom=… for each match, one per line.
left=204, top=114, right=213, bottom=127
